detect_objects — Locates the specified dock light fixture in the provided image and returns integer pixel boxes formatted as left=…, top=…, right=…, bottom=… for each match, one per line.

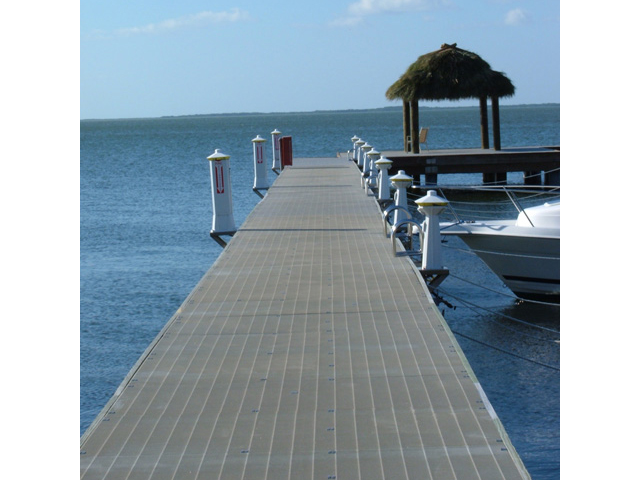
left=360, top=142, right=373, bottom=170
left=350, top=135, right=359, bottom=161
left=354, top=139, right=365, bottom=167
left=375, top=156, right=393, bottom=201
left=271, top=129, right=281, bottom=173
left=252, top=135, right=269, bottom=197
left=365, top=148, right=380, bottom=189
left=207, top=149, right=236, bottom=247
left=415, top=190, right=450, bottom=287
left=390, top=170, right=413, bottom=226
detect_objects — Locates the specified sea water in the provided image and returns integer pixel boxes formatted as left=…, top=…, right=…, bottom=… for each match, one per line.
left=80, top=104, right=560, bottom=478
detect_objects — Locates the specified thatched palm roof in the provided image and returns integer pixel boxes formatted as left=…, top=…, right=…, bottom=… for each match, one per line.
left=386, top=44, right=515, bottom=152
left=385, top=44, right=515, bottom=102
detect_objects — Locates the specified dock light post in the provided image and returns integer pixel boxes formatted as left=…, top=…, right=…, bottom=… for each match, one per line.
left=252, top=135, right=269, bottom=197
left=375, top=156, right=393, bottom=201
left=365, top=148, right=380, bottom=189
left=361, top=144, right=374, bottom=188
left=350, top=135, right=359, bottom=161
left=207, top=149, right=236, bottom=247
left=390, top=170, right=413, bottom=226
left=415, top=190, right=450, bottom=287
left=354, top=139, right=365, bottom=167
left=360, top=142, right=372, bottom=171
left=271, top=129, right=281, bottom=173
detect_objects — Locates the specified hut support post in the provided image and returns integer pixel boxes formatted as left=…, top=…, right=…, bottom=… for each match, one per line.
left=491, top=95, right=501, bottom=151
left=479, top=96, right=489, bottom=149
left=410, top=99, right=420, bottom=154
left=403, top=101, right=411, bottom=152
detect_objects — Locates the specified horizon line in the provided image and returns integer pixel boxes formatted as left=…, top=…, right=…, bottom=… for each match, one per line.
left=81, top=102, right=559, bottom=122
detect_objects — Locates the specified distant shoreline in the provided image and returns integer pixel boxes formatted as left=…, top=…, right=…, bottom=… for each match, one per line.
left=81, top=103, right=559, bottom=122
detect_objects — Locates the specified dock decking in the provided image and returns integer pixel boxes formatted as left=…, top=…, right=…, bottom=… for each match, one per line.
left=380, top=146, right=560, bottom=185
left=80, top=157, right=530, bottom=479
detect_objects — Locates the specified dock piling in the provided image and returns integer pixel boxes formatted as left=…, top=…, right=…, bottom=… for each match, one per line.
left=545, top=168, right=560, bottom=186
left=252, top=134, right=269, bottom=197
left=366, top=148, right=380, bottom=190
left=359, top=142, right=372, bottom=170
left=390, top=170, right=413, bottom=226
left=482, top=171, right=507, bottom=185
left=271, top=129, right=281, bottom=174
left=416, top=190, right=450, bottom=288
left=350, top=135, right=359, bottom=161
left=375, top=156, right=393, bottom=202
left=415, top=190, right=448, bottom=270
left=354, top=138, right=365, bottom=166
left=207, top=149, right=236, bottom=246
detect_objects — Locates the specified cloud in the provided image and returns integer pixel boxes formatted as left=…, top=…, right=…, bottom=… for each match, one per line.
left=331, top=0, right=447, bottom=27
left=504, top=8, right=530, bottom=26
left=329, top=16, right=364, bottom=27
left=348, top=0, right=429, bottom=16
left=116, top=9, right=250, bottom=36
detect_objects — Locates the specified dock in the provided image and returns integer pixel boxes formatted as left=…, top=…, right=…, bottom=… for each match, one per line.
left=80, top=157, right=530, bottom=479
left=381, top=146, right=560, bottom=185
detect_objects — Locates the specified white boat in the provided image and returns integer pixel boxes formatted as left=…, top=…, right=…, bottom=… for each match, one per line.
left=440, top=198, right=560, bottom=301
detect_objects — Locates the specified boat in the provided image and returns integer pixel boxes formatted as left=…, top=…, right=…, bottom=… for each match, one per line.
left=437, top=189, right=560, bottom=301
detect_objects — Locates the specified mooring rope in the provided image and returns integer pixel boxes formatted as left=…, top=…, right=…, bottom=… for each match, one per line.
left=407, top=187, right=560, bottom=223
left=441, top=244, right=560, bottom=307
left=450, top=329, right=560, bottom=371
left=450, top=271, right=559, bottom=307
left=435, top=286, right=560, bottom=337
left=457, top=246, right=559, bottom=261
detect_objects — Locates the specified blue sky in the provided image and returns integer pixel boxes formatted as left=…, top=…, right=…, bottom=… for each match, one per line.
left=80, top=0, right=560, bottom=119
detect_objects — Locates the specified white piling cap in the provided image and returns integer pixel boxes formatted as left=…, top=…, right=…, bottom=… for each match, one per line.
left=271, top=129, right=281, bottom=135
left=207, top=149, right=230, bottom=161
left=355, top=138, right=365, bottom=145
left=252, top=135, right=266, bottom=143
left=375, top=156, right=393, bottom=165
left=415, top=190, right=449, bottom=207
left=390, top=170, right=413, bottom=187
left=351, top=135, right=359, bottom=142
left=366, top=149, right=380, bottom=158
left=361, top=143, right=372, bottom=151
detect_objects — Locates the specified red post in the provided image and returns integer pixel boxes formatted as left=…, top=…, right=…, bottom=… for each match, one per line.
left=279, top=136, right=293, bottom=168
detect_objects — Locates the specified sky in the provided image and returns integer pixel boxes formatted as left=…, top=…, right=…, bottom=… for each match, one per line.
left=80, top=0, right=560, bottom=119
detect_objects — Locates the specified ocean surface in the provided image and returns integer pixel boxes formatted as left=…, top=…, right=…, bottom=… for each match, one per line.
left=80, top=104, right=560, bottom=478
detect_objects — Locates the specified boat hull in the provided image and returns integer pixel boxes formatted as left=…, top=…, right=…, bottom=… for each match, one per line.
left=455, top=232, right=559, bottom=299
left=441, top=216, right=560, bottom=300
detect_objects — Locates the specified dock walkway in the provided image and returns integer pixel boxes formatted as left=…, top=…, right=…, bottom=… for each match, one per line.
left=80, top=157, right=530, bottom=479
left=380, top=146, right=560, bottom=185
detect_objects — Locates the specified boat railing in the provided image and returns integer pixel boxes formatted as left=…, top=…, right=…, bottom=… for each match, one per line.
left=407, top=184, right=560, bottom=226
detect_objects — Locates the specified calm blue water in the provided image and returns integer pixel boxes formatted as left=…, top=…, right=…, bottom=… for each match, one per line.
left=80, top=104, right=560, bottom=478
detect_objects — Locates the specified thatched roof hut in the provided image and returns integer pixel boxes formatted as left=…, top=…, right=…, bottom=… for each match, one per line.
left=386, top=44, right=515, bottom=152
